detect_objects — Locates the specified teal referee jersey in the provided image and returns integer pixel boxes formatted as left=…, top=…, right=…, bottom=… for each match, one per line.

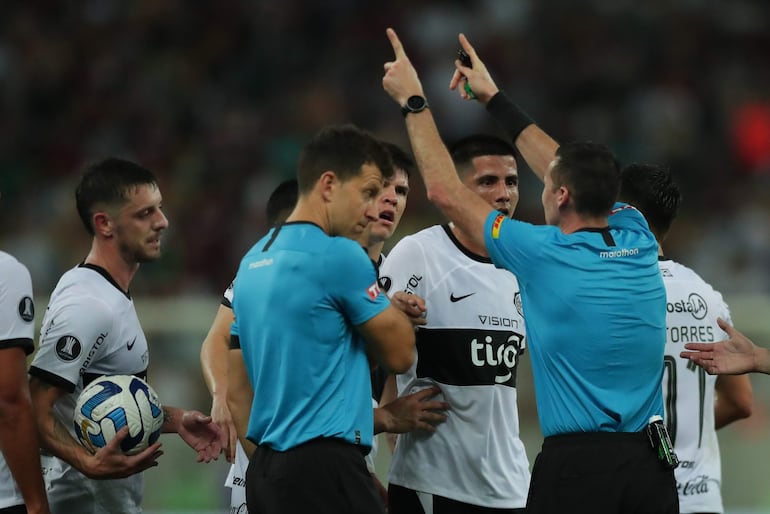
left=484, top=203, right=666, bottom=437
left=231, top=222, right=390, bottom=451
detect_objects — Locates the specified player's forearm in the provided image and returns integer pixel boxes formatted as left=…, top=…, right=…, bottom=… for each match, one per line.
left=404, top=110, right=466, bottom=212
left=754, top=345, right=770, bottom=374
left=42, top=414, right=93, bottom=474
left=227, top=393, right=254, bottom=457
left=714, top=375, right=753, bottom=429
left=161, top=405, right=186, bottom=433
left=0, top=399, right=49, bottom=512
left=373, top=407, right=391, bottom=435
left=486, top=92, right=558, bottom=182
left=200, top=343, right=229, bottom=408
left=200, top=306, right=236, bottom=398
left=403, top=109, right=493, bottom=250
left=30, top=379, right=93, bottom=474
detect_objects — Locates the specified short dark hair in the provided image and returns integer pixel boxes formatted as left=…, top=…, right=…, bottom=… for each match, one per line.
left=266, top=178, right=298, bottom=227
left=552, top=142, right=620, bottom=217
left=381, top=141, right=415, bottom=179
left=296, top=124, right=393, bottom=194
left=448, top=134, right=517, bottom=176
left=618, top=163, right=681, bottom=240
left=75, top=157, right=158, bottom=235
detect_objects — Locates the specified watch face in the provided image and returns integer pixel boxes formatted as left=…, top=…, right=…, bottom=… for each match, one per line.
left=407, top=96, right=426, bottom=111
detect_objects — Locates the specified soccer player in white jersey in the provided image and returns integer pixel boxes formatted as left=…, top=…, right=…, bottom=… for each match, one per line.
left=28, top=158, right=222, bottom=514
left=619, top=163, right=753, bottom=514
left=0, top=247, right=49, bottom=514
left=380, top=134, right=530, bottom=514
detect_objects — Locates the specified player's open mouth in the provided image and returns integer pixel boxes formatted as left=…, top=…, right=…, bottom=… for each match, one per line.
left=379, top=211, right=395, bottom=223
left=498, top=208, right=509, bottom=216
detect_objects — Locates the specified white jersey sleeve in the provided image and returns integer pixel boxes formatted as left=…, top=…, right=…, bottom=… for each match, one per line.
left=0, top=252, right=35, bottom=352
left=32, top=296, right=114, bottom=391
left=222, top=279, right=234, bottom=308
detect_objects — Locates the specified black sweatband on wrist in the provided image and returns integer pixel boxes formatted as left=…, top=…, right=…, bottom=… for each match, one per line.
left=486, top=91, right=534, bottom=142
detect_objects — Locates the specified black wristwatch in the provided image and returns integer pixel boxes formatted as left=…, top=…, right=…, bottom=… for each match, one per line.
left=401, top=95, right=429, bottom=117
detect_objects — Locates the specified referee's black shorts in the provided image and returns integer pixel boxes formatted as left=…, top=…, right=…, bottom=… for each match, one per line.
left=526, top=431, right=679, bottom=514
left=245, top=437, right=385, bottom=514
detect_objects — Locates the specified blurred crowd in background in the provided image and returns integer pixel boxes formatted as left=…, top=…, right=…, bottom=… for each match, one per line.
left=1, top=0, right=769, bottom=296
left=3, top=2, right=770, bottom=512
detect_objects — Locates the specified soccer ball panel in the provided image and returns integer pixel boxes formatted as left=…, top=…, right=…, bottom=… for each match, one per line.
left=73, top=375, right=164, bottom=455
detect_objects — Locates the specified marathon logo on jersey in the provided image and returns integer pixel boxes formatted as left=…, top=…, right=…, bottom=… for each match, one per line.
left=667, top=292, right=707, bottom=320
left=18, top=296, right=34, bottom=323
left=55, top=335, right=82, bottom=361
left=599, top=247, right=639, bottom=259
left=366, top=281, right=380, bottom=301
left=415, top=328, right=525, bottom=388
left=491, top=213, right=505, bottom=239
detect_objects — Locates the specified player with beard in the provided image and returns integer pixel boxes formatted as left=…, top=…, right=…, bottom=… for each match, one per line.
left=379, top=134, right=529, bottom=514
left=29, top=158, right=222, bottom=514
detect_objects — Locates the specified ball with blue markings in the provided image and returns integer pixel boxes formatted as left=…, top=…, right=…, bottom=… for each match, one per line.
left=73, top=375, right=164, bottom=455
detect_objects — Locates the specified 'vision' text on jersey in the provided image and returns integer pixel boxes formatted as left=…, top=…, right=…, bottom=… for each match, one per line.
left=380, top=224, right=530, bottom=509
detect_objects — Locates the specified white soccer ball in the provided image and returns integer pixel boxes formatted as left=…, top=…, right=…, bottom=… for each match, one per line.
left=73, top=374, right=164, bottom=455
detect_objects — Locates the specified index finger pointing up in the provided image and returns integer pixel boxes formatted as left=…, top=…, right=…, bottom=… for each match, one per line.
left=386, top=27, right=406, bottom=58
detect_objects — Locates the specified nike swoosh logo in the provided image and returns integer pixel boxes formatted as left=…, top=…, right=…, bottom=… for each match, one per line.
left=126, top=337, right=137, bottom=351
left=450, top=292, right=476, bottom=302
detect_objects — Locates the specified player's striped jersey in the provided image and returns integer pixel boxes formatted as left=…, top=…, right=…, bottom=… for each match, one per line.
left=0, top=251, right=35, bottom=509
left=660, top=258, right=730, bottom=513
left=380, top=224, right=530, bottom=508
left=29, top=263, right=149, bottom=513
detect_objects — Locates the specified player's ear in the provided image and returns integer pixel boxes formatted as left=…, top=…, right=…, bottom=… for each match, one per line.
left=92, top=211, right=114, bottom=238
left=318, top=170, right=338, bottom=203
left=556, top=186, right=570, bottom=209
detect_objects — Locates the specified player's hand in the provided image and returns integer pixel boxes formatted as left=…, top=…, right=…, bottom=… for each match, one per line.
left=681, top=317, right=761, bottom=375
left=449, top=33, right=500, bottom=104
left=210, top=396, right=237, bottom=463
left=390, top=291, right=427, bottom=326
left=382, top=28, right=425, bottom=106
left=378, top=386, right=449, bottom=434
left=178, top=410, right=223, bottom=463
left=86, top=427, right=163, bottom=479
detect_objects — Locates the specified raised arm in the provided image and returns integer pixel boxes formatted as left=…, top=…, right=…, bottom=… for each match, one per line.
left=199, top=303, right=237, bottom=462
left=682, top=317, right=770, bottom=375
left=449, top=33, right=559, bottom=183
left=382, top=27, right=494, bottom=252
